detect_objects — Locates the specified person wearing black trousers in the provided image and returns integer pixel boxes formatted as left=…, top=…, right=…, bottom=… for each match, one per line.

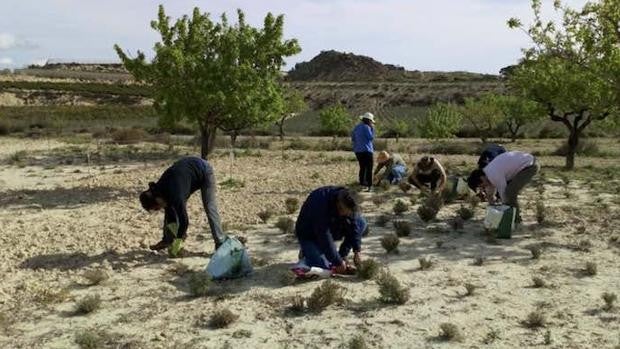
left=351, top=112, right=376, bottom=191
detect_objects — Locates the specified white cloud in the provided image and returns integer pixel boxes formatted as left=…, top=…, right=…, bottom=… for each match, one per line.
left=0, top=57, right=14, bottom=66
left=0, top=33, right=17, bottom=50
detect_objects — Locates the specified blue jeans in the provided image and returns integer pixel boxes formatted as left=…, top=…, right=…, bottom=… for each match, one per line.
left=298, top=239, right=331, bottom=269
left=387, top=164, right=407, bottom=184
left=198, top=160, right=226, bottom=246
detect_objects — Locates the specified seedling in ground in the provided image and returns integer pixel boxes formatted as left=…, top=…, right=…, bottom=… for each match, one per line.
left=307, top=280, right=346, bottom=313
left=417, top=205, right=437, bottom=222
left=275, top=217, right=295, bottom=234
left=464, top=283, right=477, bottom=296
left=284, top=197, right=299, bottom=214
left=393, top=199, right=409, bottom=215
left=585, top=261, right=598, bottom=276
left=457, top=206, right=474, bottom=220
left=467, top=195, right=480, bottom=209
left=523, top=310, right=546, bottom=328
left=527, top=245, right=542, bottom=259
left=376, top=269, right=409, bottom=305
left=357, top=259, right=380, bottom=280
left=208, top=308, right=239, bottom=329
left=348, top=335, right=368, bottom=349
left=418, top=257, right=433, bottom=270
left=438, top=323, right=462, bottom=341
left=278, top=270, right=297, bottom=286
left=188, top=271, right=212, bottom=297
left=82, top=269, right=109, bottom=286
left=257, top=209, right=273, bottom=223
left=544, top=330, right=553, bottom=345
left=74, top=294, right=102, bottom=315
left=602, top=292, right=617, bottom=311
left=393, top=219, right=412, bottom=237
left=532, top=276, right=546, bottom=288
left=380, top=234, right=400, bottom=254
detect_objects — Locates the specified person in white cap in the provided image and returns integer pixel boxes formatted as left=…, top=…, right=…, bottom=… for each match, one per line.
left=351, top=112, right=375, bottom=191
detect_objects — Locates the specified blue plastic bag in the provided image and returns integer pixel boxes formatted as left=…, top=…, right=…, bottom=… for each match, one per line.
left=206, top=237, right=253, bottom=279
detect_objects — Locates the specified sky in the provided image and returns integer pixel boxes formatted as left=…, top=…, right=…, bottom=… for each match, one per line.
left=0, top=0, right=588, bottom=74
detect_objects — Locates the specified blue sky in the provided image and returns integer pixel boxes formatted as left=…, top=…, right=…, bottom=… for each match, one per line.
left=0, top=0, right=587, bottom=74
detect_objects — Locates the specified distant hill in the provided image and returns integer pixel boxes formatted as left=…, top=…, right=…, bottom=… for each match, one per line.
left=287, top=50, right=498, bottom=82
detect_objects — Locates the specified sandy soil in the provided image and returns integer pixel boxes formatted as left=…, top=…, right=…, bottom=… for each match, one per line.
left=0, top=138, right=619, bottom=349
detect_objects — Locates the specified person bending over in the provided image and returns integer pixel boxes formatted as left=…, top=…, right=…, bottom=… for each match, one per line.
left=295, top=186, right=367, bottom=275
left=139, top=156, right=226, bottom=251
left=402, top=156, right=447, bottom=195
left=373, top=151, right=408, bottom=186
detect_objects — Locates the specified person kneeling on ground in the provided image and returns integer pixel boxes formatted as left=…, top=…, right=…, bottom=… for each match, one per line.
left=477, top=143, right=507, bottom=169
left=295, top=186, right=367, bottom=275
left=373, top=151, right=408, bottom=186
left=139, top=156, right=226, bottom=252
left=466, top=151, right=539, bottom=222
left=400, top=156, right=447, bottom=195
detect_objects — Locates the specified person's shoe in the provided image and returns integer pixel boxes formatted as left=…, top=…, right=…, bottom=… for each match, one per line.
left=149, top=240, right=171, bottom=251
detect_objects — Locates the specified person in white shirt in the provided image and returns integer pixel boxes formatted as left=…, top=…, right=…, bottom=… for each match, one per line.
left=467, top=151, right=539, bottom=221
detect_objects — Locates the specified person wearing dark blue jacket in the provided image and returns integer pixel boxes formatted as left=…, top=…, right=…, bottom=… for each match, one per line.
left=351, top=112, right=376, bottom=191
left=295, top=186, right=367, bottom=274
left=477, top=143, right=507, bottom=169
left=139, top=157, right=226, bottom=251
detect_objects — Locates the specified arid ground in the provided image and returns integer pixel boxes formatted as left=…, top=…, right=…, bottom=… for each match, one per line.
left=0, top=137, right=619, bottom=349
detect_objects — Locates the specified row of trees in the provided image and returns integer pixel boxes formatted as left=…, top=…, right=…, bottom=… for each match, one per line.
left=116, top=1, right=618, bottom=169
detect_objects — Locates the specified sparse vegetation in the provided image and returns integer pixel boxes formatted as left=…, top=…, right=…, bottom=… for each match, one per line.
left=307, top=280, right=346, bottom=313
left=372, top=195, right=388, bottom=206
left=393, top=219, right=412, bottom=237
left=208, top=308, right=239, bottom=329
left=380, top=234, right=400, bottom=254
left=357, top=259, right=380, bottom=280
left=376, top=269, right=409, bottom=305
left=527, top=245, right=542, bottom=259
left=285, top=197, right=299, bottom=214
left=602, top=292, right=617, bottom=311
left=532, top=276, right=546, bottom=288
left=275, top=217, right=295, bottom=234
left=348, top=335, right=369, bottom=349
left=188, top=271, right=212, bottom=297
left=111, top=127, right=148, bottom=144
left=535, top=197, right=546, bottom=224
left=289, top=294, right=306, bottom=313
left=457, top=206, right=474, bottom=220
left=257, top=209, right=274, bottom=223
left=75, top=329, right=113, bottom=349
left=74, top=294, right=102, bottom=315
left=82, top=268, right=109, bottom=286
left=34, top=287, right=70, bottom=304
left=464, top=283, right=477, bottom=296
left=523, top=310, right=546, bottom=328
left=438, top=323, right=462, bottom=341
left=418, top=257, right=433, bottom=270
left=376, top=214, right=390, bottom=227
left=585, top=261, right=598, bottom=276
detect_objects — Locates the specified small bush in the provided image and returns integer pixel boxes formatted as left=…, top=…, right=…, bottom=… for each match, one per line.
left=450, top=217, right=465, bottom=231
left=307, top=280, right=346, bottom=313
left=457, top=206, right=474, bottom=220
left=348, top=335, right=368, bottom=349
left=417, top=205, right=437, bottom=222
left=208, top=308, right=239, bottom=329
left=34, top=287, right=70, bottom=304
left=111, top=128, right=148, bottom=144
left=376, top=269, right=409, bottom=305
left=527, top=245, right=542, bottom=259
left=257, top=209, right=273, bottom=223
left=289, top=295, right=306, bottom=313
left=523, top=310, right=546, bottom=328
left=576, top=239, right=592, bottom=252
left=357, top=259, right=381, bottom=280
left=473, top=255, right=485, bottom=266
left=393, top=199, right=409, bottom=215
left=532, top=276, right=546, bottom=288
left=278, top=270, right=297, bottom=286
left=380, top=234, right=400, bottom=254
left=467, top=195, right=481, bottom=209
left=464, top=283, right=477, bottom=296
left=602, top=292, right=617, bottom=311
left=75, top=329, right=112, bottom=349
left=438, top=323, right=462, bottom=341
left=376, top=214, right=390, bottom=227
left=393, top=220, right=412, bottom=237
left=83, top=269, right=109, bottom=286
left=188, top=271, right=212, bottom=297
left=372, top=195, right=388, bottom=206
left=74, top=294, right=102, bottom=315
left=418, top=257, right=433, bottom=270
left=585, top=261, right=598, bottom=276
left=275, top=217, right=295, bottom=235
left=285, top=197, right=299, bottom=214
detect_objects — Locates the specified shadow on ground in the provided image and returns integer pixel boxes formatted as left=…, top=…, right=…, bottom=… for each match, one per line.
left=0, top=185, right=135, bottom=209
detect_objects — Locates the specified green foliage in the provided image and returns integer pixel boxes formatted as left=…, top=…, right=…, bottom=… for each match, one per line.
left=115, top=5, right=301, bottom=157
left=357, top=259, right=381, bottom=280
left=275, top=217, right=295, bottom=234
left=380, top=234, right=400, bottom=254
left=284, top=197, right=299, bottom=214
left=417, top=102, right=462, bottom=139
left=458, top=94, right=504, bottom=143
left=276, top=89, right=308, bottom=140
left=75, top=329, right=113, bottom=349
left=307, top=280, right=346, bottom=313
left=319, top=105, right=351, bottom=137
left=439, top=323, right=462, bottom=341
left=74, top=295, right=102, bottom=315
left=393, top=220, right=412, bottom=237
left=188, top=271, right=212, bottom=297
left=498, top=95, right=545, bottom=141
left=392, top=199, right=409, bottom=215
left=376, top=269, right=409, bottom=304
left=507, top=0, right=620, bottom=169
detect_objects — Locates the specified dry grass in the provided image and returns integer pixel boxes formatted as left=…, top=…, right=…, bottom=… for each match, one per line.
left=348, top=335, right=369, bottom=349
left=284, top=197, right=299, bottom=214
left=602, top=292, right=617, bottom=311
left=207, top=308, right=239, bottom=329
left=438, top=323, right=462, bottom=341
left=168, top=262, right=190, bottom=276
left=523, top=310, right=546, bottom=328
left=457, top=206, right=474, bottom=220
left=532, top=276, right=546, bottom=288
left=585, top=261, right=598, bottom=276
left=393, top=219, right=412, bottom=237
left=82, top=269, right=109, bottom=286
left=307, top=280, right=346, bottom=313
left=372, top=195, right=388, bottom=206
left=376, top=269, right=409, bottom=305
left=111, top=128, right=148, bottom=144
left=464, top=283, right=477, bottom=296
left=74, top=329, right=113, bottom=349
left=288, top=294, right=306, bottom=313
left=74, top=294, right=102, bottom=315
left=380, top=234, right=400, bottom=254
left=187, top=271, right=212, bottom=297
left=357, top=259, right=381, bottom=280
left=34, top=287, right=71, bottom=304
left=393, top=199, right=409, bottom=215
left=257, top=209, right=274, bottom=223
left=375, top=214, right=390, bottom=227
left=473, top=255, right=486, bottom=266
left=418, top=257, right=433, bottom=270
left=527, top=245, right=542, bottom=260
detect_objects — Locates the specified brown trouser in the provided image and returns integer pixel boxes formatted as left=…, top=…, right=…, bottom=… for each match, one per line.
left=504, top=161, right=540, bottom=209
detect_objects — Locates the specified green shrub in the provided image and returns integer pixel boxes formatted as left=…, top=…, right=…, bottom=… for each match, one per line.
left=439, top=323, right=462, bottom=341
left=275, top=217, right=295, bottom=234
left=285, top=197, right=299, bottom=214
left=393, top=199, right=409, bottom=215
left=208, top=308, right=239, bottom=329
left=457, top=206, right=474, bottom=220
left=74, top=294, right=102, bottom=315
left=188, top=271, right=212, bottom=297
left=376, top=269, right=409, bottom=304
left=393, top=220, right=412, bottom=237
left=357, top=259, right=380, bottom=280
left=380, top=234, right=400, bottom=254
left=307, top=280, right=346, bottom=313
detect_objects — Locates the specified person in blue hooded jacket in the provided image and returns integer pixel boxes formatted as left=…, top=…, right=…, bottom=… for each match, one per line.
left=351, top=112, right=376, bottom=191
left=295, top=186, right=367, bottom=274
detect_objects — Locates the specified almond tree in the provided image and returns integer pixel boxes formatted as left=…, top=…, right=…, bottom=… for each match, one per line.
left=114, top=5, right=300, bottom=158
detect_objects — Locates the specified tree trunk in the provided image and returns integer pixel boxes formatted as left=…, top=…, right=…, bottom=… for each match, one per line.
left=565, top=128, right=579, bottom=170
left=199, top=123, right=217, bottom=159
left=230, top=132, right=238, bottom=149
left=278, top=118, right=285, bottom=141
